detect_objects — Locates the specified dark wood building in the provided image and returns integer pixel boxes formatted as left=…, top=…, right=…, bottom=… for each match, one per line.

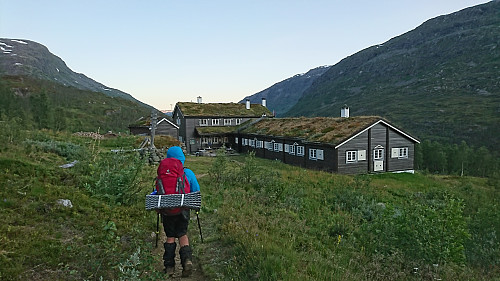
left=235, top=116, right=419, bottom=174
left=172, top=98, right=273, bottom=154
left=128, top=117, right=179, bottom=139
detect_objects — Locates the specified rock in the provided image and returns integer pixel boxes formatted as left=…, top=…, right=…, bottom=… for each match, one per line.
left=57, top=199, right=73, bottom=208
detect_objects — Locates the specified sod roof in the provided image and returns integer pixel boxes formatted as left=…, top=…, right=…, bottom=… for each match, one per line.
left=196, top=126, right=239, bottom=136
left=240, top=116, right=383, bottom=145
left=176, top=102, right=273, bottom=117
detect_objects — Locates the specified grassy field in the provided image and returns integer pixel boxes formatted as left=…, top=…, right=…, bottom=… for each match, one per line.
left=0, top=130, right=498, bottom=280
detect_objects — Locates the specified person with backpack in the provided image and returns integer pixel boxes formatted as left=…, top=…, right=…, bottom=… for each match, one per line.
left=158, top=146, right=200, bottom=277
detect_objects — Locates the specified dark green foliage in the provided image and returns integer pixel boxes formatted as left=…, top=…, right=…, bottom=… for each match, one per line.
left=358, top=192, right=469, bottom=264
left=83, top=152, right=144, bottom=206
left=416, top=140, right=499, bottom=177
left=0, top=76, right=152, bottom=133
left=24, top=139, right=86, bottom=160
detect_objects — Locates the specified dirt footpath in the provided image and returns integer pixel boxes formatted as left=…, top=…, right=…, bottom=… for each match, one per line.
left=151, top=230, right=206, bottom=280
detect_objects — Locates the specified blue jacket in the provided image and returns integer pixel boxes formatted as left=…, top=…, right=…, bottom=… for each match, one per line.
left=166, top=146, right=200, bottom=192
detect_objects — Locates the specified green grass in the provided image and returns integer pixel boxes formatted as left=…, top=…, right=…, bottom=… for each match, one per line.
left=1, top=131, right=499, bottom=280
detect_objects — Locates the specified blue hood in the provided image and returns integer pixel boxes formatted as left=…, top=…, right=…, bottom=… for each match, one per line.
left=166, top=146, right=185, bottom=164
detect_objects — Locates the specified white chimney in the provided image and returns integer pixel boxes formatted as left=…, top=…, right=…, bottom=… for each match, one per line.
left=261, top=97, right=267, bottom=107
left=341, top=105, right=349, bottom=118
left=197, top=96, right=202, bottom=104
left=246, top=99, right=250, bottom=110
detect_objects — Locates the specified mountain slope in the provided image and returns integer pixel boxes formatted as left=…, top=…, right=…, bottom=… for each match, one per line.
left=240, top=65, right=330, bottom=116
left=281, top=1, right=499, bottom=149
left=0, top=38, right=144, bottom=104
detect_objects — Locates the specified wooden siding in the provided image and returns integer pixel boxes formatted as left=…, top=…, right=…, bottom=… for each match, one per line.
left=387, top=129, right=415, bottom=172
left=337, top=130, right=370, bottom=174
left=370, top=123, right=387, bottom=173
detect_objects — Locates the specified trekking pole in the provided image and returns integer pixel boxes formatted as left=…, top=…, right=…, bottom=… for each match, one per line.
left=196, top=210, right=204, bottom=243
left=155, top=213, right=160, bottom=248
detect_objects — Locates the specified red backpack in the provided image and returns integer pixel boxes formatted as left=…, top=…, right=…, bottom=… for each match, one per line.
left=156, top=157, right=190, bottom=215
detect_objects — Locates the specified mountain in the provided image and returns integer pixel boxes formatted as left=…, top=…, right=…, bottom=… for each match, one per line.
left=0, top=38, right=144, bottom=104
left=249, top=1, right=500, bottom=150
left=240, top=65, right=330, bottom=116
left=0, top=38, right=156, bottom=133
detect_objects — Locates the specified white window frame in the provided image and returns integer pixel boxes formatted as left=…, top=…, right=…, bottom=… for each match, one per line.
left=199, top=119, right=208, bottom=126
left=373, top=147, right=384, bottom=160
left=256, top=140, right=263, bottom=148
left=309, top=149, right=317, bottom=160
left=346, top=151, right=357, bottom=163
left=297, top=146, right=304, bottom=156
left=235, top=118, right=242, bottom=125
left=278, top=143, right=283, bottom=152
left=235, top=137, right=238, bottom=144
left=224, top=119, right=232, bottom=126
left=249, top=139, right=255, bottom=147
left=176, top=117, right=181, bottom=126
left=289, top=144, right=295, bottom=155
left=284, top=144, right=289, bottom=153
left=212, top=119, right=220, bottom=126
left=274, top=143, right=279, bottom=151
left=399, top=147, right=408, bottom=158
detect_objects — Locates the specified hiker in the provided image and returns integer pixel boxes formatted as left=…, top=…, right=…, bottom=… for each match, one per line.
left=161, top=146, right=200, bottom=277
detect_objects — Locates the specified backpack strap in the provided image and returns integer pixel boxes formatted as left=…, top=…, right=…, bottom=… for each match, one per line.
left=156, top=177, right=165, bottom=194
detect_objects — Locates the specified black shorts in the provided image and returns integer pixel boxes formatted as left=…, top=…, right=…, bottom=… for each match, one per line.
left=162, top=210, right=190, bottom=238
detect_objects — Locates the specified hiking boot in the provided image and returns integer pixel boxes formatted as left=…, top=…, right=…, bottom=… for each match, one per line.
left=163, top=242, right=176, bottom=275
left=179, top=245, right=193, bottom=277
left=164, top=266, right=175, bottom=277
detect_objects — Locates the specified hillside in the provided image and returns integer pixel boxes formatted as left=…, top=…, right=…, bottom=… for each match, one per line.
left=271, top=1, right=499, bottom=149
left=0, top=75, right=153, bottom=133
left=240, top=66, right=330, bottom=117
left=1, top=132, right=498, bottom=280
left=0, top=38, right=145, bottom=104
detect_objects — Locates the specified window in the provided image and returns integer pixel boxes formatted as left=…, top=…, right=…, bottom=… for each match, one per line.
left=235, top=137, right=238, bottom=144
left=278, top=143, right=283, bottom=152
left=297, top=146, right=304, bottom=156
left=176, top=118, right=181, bottom=126
left=309, top=149, right=324, bottom=160
left=392, top=147, right=409, bottom=158
left=199, top=119, right=208, bottom=126
left=212, top=119, right=220, bottom=126
left=284, top=144, right=289, bottom=153
left=373, top=148, right=384, bottom=160
left=213, top=137, right=220, bottom=144
left=235, top=118, right=242, bottom=125
left=242, top=138, right=247, bottom=146
left=223, top=137, right=228, bottom=143
left=309, top=149, right=317, bottom=160
left=289, top=144, right=295, bottom=155
left=249, top=139, right=255, bottom=147
left=346, top=151, right=357, bottom=163
left=256, top=140, right=263, bottom=148
left=224, top=119, right=232, bottom=125
left=399, top=147, right=408, bottom=158
left=266, top=141, right=274, bottom=151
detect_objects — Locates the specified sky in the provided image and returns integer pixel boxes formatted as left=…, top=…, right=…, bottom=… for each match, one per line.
left=0, top=0, right=491, bottom=111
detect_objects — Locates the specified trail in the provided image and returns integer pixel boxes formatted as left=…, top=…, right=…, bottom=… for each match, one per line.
left=152, top=228, right=206, bottom=280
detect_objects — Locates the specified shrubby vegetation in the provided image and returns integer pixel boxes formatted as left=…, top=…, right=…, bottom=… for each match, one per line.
left=194, top=152, right=499, bottom=280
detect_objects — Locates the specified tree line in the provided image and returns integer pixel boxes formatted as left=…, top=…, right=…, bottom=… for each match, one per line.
left=415, top=140, right=499, bottom=178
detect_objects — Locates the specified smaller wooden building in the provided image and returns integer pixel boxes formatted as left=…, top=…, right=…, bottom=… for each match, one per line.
left=235, top=116, right=419, bottom=174
left=128, top=117, right=179, bottom=139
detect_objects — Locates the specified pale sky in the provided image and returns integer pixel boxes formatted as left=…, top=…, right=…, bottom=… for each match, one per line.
left=0, top=0, right=491, bottom=111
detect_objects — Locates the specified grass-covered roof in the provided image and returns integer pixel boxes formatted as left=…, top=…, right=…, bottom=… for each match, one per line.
left=177, top=102, right=273, bottom=117
left=196, top=126, right=238, bottom=136
left=240, top=116, right=383, bottom=145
